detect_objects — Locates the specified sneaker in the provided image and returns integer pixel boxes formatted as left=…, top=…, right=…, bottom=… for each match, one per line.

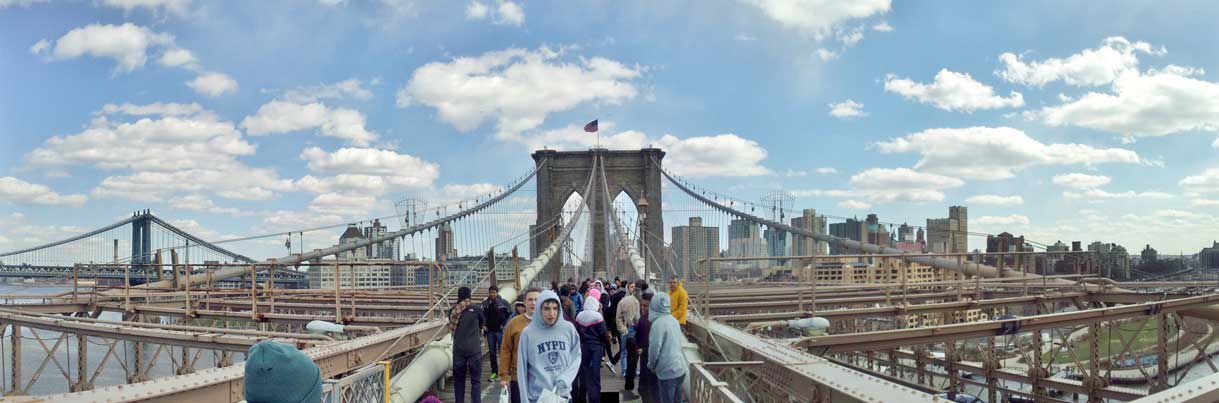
left=489, top=372, right=498, bottom=382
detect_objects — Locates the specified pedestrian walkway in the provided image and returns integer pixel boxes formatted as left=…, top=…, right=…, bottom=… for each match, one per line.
left=436, top=344, right=642, bottom=403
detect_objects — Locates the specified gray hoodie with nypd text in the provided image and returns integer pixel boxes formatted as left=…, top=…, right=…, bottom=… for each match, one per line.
left=516, top=290, right=582, bottom=403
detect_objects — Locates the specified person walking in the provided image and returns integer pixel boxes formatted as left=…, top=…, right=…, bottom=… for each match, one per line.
left=574, top=289, right=613, bottom=403
left=500, top=288, right=541, bottom=403
left=449, top=286, right=485, bottom=403
left=615, top=281, right=641, bottom=390
left=647, top=292, right=688, bottom=403
left=634, top=292, right=657, bottom=402
left=517, top=290, right=582, bottom=403
left=483, top=285, right=511, bottom=382
left=667, top=278, right=688, bottom=330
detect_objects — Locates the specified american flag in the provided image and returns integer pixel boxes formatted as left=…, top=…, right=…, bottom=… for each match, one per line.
left=583, top=119, right=598, bottom=133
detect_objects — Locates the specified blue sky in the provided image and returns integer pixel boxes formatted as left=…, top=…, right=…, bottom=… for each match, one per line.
left=1, top=0, right=1218, bottom=259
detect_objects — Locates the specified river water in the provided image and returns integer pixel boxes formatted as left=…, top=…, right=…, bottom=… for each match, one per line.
left=0, top=284, right=235, bottom=396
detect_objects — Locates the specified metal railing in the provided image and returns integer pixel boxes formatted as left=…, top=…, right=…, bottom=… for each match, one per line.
left=322, top=361, right=392, bottom=403
left=688, top=361, right=756, bottom=403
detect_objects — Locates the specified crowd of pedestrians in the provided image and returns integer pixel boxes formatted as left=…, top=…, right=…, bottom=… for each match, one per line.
left=480, top=277, right=690, bottom=403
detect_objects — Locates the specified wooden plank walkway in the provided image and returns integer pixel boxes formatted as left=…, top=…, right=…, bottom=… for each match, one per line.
left=436, top=342, right=645, bottom=403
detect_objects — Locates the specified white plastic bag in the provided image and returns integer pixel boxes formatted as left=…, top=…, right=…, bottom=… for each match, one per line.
left=538, top=387, right=568, bottom=403
left=499, top=387, right=511, bottom=403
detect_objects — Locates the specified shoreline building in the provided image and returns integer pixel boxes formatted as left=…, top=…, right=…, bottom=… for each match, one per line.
left=308, top=223, right=410, bottom=289
left=672, top=217, right=720, bottom=280
left=790, top=209, right=828, bottom=257
left=927, top=206, right=968, bottom=254
left=728, top=219, right=767, bottom=269
left=828, top=217, right=866, bottom=255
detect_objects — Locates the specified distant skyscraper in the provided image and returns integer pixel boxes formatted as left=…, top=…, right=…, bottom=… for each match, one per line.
left=672, top=217, right=720, bottom=280
left=764, top=227, right=787, bottom=265
left=363, top=219, right=396, bottom=259
left=898, top=223, right=914, bottom=242
left=927, top=206, right=967, bottom=254
left=829, top=217, right=866, bottom=255
left=727, top=219, right=766, bottom=268
left=1141, top=244, right=1158, bottom=263
left=1200, top=241, right=1219, bottom=269
left=435, top=222, right=456, bottom=262
left=790, top=209, right=827, bottom=256
left=864, top=213, right=891, bottom=247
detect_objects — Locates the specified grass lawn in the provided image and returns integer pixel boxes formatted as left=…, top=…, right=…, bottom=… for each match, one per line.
left=1041, top=317, right=1179, bottom=364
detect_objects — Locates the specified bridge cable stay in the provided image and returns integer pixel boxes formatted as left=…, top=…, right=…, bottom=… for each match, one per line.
left=597, top=155, right=646, bottom=281
left=392, top=151, right=601, bottom=403
left=121, top=161, right=548, bottom=293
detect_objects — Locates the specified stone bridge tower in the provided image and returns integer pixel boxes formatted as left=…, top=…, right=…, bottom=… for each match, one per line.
left=530, top=148, right=665, bottom=283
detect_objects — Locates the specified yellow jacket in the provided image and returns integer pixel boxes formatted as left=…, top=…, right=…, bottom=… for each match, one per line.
left=669, top=282, right=688, bottom=325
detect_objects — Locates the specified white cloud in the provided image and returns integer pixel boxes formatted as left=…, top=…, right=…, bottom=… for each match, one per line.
left=28, top=39, right=50, bottom=54
left=167, top=195, right=245, bottom=215
left=508, top=123, right=770, bottom=178
left=496, top=1, right=524, bottom=26
left=0, top=177, right=87, bottom=207
left=735, top=33, right=756, bottom=42
left=100, top=102, right=204, bottom=116
left=884, top=69, right=1024, bottom=112
left=838, top=200, right=871, bottom=210
left=997, top=37, right=1161, bottom=87
left=278, top=78, right=373, bottom=103
left=872, top=21, right=893, bottom=32
left=1026, top=69, right=1219, bottom=137
left=872, top=126, right=1144, bottom=180
left=309, top=193, right=377, bottom=216
left=262, top=210, right=344, bottom=231
left=784, top=169, right=807, bottom=177
left=1062, top=188, right=1173, bottom=200
left=464, top=0, right=523, bottom=26
left=838, top=30, right=864, bottom=46
left=828, top=99, right=866, bottom=118
left=465, top=1, right=488, bottom=19
left=815, top=167, right=837, bottom=174
left=27, top=104, right=253, bottom=172
left=1213, top=137, right=1219, bottom=148
left=318, top=0, right=345, bottom=5
left=187, top=72, right=238, bottom=97
left=965, top=195, right=1024, bottom=205
left=0, top=0, right=48, bottom=9
left=25, top=103, right=295, bottom=202
left=1051, top=173, right=1111, bottom=189
left=793, top=168, right=963, bottom=205
left=815, top=48, right=837, bottom=61
left=33, top=23, right=174, bottom=73
left=1192, top=198, right=1219, bottom=206
left=295, top=147, right=439, bottom=195
left=398, top=47, right=641, bottom=136
left=158, top=48, right=198, bottom=69
left=739, top=0, right=891, bottom=41
left=1180, top=169, right=1219, bottom=194
left=101, top=0, right=192, bottom=16
left=974, top=214, right=1030, bottom=226
left=241, top=100, right=378, bottom=146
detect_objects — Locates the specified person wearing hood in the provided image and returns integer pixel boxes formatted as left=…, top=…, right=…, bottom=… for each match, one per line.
left=449, top=286, right=485, bottom=403
left=243, top=340, right=321, bottom=403
left=574, top=288, right=614, bottom=403
left=667, top=278, right=688, bottom=328
left=647, top=292, right=688, bottom=403
left=517, top=290, right=582, bottom=403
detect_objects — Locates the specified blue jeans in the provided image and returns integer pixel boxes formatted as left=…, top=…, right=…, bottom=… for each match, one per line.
left=486, top=330, right=503, bottom=374
left=579, top=343, right=604, bottom=403
left=659, top=375, right=685, bottom=403
left=453, top=352, right=481, bottom=403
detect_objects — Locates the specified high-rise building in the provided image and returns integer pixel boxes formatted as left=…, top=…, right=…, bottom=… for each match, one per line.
left=1141, top=244, right=1158, bottom=263
left=790, top=209, right=827, bottom=256
left=435, top=222, right=456, bottom=262
left=362, top=219, right=397, bottom=259
left=1201, top=241, right=1219, bottom=269
left=898, top=223, right=914, bottom=242
left=864, top=213, right=891, bottom=247
left=672, top=217, right=720, bottom=280
left=927, top=206, right=968, bottom=254
left=1089, top=241, right=1131, bottom=279
left=829, top=217, right=866, bottom=255
left=727, top=219, right=767, bottom=268
left=985, top=232, right=1028, bottom=266
left=764, top=227, right=787, bottom=265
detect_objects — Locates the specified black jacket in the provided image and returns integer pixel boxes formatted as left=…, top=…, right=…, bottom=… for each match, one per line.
left=482, top=296, right=511, bottom=330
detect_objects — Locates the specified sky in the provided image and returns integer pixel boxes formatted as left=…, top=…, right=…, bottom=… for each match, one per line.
left=1, top=0, right=1219, bottom=260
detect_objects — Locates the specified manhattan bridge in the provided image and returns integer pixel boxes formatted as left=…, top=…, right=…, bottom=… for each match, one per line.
left=0, top=148, right=1217, bottom=403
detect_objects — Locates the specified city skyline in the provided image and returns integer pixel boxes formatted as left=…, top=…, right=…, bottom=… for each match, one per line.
left=2, top=1, right=1218, bottom=261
